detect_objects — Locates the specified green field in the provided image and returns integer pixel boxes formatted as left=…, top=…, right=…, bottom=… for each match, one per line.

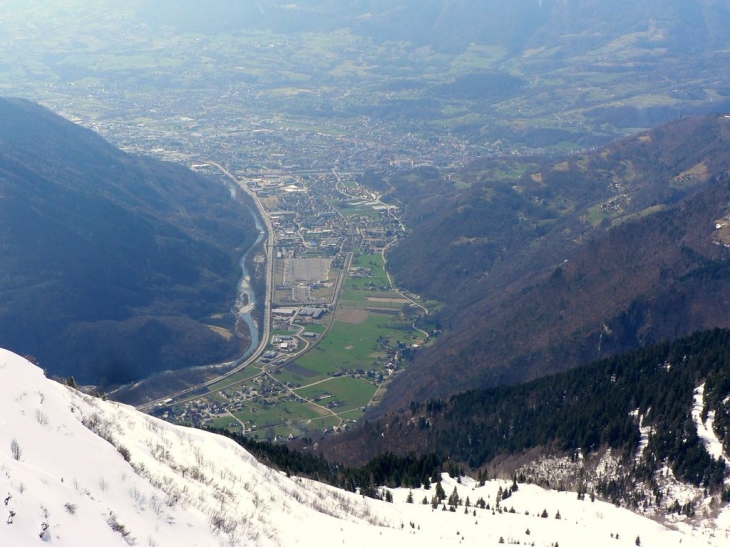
left=209, top=415, right=243, bottom=430
left=295, top=376, right=377, bottom=412
left=341, top=252, right=392, bottom=301
left=341, top=277, right=391, bottom=295
left=341, top=206, right=383, bottom=220
left=273, top=365, right=328, bottom=389
left=293, top=315, right=393, bottom=373
left=233, top=399, right=328, bottom=429
left=358, top=252, right=386, bottom=269
left=587, top=204, right=611, bottom=226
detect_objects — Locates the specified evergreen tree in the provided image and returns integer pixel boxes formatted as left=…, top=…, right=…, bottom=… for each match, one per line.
left=476, top=468, right=488, bottom=486
left=448, top=486, right=460, bottom=507
left=435, top=480, right=446, bottom=501
left=431, top=492, right=440, bottom=509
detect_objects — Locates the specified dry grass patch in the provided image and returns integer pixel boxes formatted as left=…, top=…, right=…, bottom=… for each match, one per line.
left=337, top=309, right=369, bottom=324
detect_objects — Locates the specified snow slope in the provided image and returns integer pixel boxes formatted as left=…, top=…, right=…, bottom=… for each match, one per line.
left=0, top=349, right=726, bottom=546
left=692, top=383, right=726, bottom=461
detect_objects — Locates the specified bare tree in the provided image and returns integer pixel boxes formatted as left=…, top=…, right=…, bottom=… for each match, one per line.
left=35, top=409, right=49, bottom=426
left=10, top=439, right=22, bottom=461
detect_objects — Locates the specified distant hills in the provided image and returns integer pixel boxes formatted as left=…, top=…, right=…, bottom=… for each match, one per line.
left=6, top=1, right=730, bottom=154
left=122, top=0, right=730, bottom=148
left=133, top=0, right=730, bottom=55
left=363, top=114, right=730, bottom=410
left=0, top=98, right=257, bottom=385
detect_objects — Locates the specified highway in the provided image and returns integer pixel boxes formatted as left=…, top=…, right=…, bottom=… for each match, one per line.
left=136, top=162, right=274, bottom=412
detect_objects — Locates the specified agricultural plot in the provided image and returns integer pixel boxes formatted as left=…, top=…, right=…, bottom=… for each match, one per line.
left=254, top=415, right=343, bottom=440
left=341, top=277, right=391, bottom=295
left=274, top=364, right=328, bottom=387
left=329, top=194, right=389, bottom=221
left=293, top=314, right=393, bottom=374
left=209, top=415, right=243, bottom=431
left=341, top=254, right=392, bottom=303
left=294, top=376, right=377, bottom=413
left=300, top=322, right=327, bottom=333
left=233, top=399, right=328, bottom=429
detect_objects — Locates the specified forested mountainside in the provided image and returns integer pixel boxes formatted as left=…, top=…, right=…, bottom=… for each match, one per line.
left=0, top=99, right=258, bottom=385
left=366, top=114, right=730, bottom=409
left=318, top=329, right=730, bottom=510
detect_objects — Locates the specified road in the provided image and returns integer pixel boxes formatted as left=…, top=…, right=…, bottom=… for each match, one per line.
left=136, top=161, right=275, bottom=412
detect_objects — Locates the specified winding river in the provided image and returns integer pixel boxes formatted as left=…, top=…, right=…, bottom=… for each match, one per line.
left=233, top=205, right=265, bottom=362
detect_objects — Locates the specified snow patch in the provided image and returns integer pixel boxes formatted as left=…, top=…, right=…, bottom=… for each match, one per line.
left=692, top=383, right=725, bottom=460
left=631, top=408, right=652, bottom=465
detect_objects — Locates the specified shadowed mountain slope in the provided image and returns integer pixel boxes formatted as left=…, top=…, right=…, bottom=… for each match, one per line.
left=0, top=98, right=257, bottom=384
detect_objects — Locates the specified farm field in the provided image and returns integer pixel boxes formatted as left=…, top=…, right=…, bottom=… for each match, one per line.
left=294, top=376, right=378, bottom=412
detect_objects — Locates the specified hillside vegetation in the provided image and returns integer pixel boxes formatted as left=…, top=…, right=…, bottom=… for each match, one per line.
left=0, top=99, right=258, bottom=384
left=368, top=115, right=730, bottom=408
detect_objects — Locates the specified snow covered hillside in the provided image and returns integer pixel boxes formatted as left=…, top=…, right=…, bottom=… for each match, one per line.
left=0, top=349, right=726, bottom=546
